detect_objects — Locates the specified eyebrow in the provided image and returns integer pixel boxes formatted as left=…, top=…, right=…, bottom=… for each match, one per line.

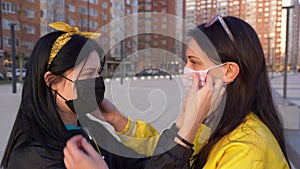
left=80, top=68, right=98, bottom=75
left=187, top=55, right=201, bottom=61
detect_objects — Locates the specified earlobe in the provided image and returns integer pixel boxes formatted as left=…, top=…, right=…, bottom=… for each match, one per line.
left=224, top=62, right=240, bottom=84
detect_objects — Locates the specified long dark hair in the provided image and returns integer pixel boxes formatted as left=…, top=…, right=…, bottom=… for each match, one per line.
left=1, top=31, right=105, bottom=168
left=191, top=16, right=290, bottom=168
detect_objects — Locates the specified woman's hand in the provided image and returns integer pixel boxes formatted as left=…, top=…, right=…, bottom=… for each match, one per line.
left=64, top=135, right=108, bottom=169
left=176, top=73, right=225, bottom=145
left=175, top=96, right=187, bottom=128
left=91, top=99, right=128, bottom=132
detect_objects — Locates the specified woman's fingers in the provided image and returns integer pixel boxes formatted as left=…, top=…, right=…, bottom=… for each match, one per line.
left=65, top=135, right=85, bottom=161
left=63, top=147, right=71, bottom=169
left=81, top=138, right=101, bottom=160
left=191, top=73, right=200, bottom=92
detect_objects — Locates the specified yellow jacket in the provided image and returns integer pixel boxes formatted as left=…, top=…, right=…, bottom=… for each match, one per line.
left=116, top=113, right=289, bottom=168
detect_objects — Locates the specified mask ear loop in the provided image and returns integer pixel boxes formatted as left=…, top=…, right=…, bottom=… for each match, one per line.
left=54, top=89, right=68, bottom=102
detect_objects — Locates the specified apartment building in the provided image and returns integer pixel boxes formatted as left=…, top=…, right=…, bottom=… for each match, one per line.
left=1, top=0, right=40, bottom=71
left=136, top=0, right=185, bottom=73
left=1, top=0, right=298, bottom=74
left=281, top=0, right=299, bottom=71
left=193, top=0, right=284, bottom=67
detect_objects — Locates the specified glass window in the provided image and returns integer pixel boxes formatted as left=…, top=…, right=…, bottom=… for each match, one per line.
left=68, top=4, right=75, bottom=12
left=102, top=2, right=107, bottom=8
left=89, top=8, right=98, bottom=16
left=24, top=25, right=35, bottom=34
left=68, top=18, right=75, bottom=26
left=126, top=9, right=131, bottom=15
left=89, top=21, right=98, bottom=29
left=25, top=10, right=35, bottom=18
left=2, top=19, right=20, bottom=30
left=2, top=2, right=18, bottom=14
left=79, top=6, right=88, bottom=15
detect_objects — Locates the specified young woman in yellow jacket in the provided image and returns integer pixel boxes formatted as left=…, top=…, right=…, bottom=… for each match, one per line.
left=64, top=15, right=291, bottom=169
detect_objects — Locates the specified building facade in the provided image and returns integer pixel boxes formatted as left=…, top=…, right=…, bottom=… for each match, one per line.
left=281, top=0, right=299, bottom=72
left=1, top=0, right=298, bottom=75
left=193, top=0, right=283, bottom=69
left=1, top=0, right=40, bottom=72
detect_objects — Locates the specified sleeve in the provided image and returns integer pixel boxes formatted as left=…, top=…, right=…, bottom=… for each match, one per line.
left=144, top=125, right=193, bottom=169
left=102, top=124, right=192, bottom=169
left=115, top=117, right=160, bottom=156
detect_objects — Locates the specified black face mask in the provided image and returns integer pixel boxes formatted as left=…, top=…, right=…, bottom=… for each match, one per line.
left=56, top=77, right=105, bottom=114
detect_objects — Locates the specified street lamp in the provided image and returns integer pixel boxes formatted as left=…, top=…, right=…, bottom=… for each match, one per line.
left=0, top=0, right=3, bottom=50
left=282, top=5, right=294, bottom=99
left=267, top=37, right=272, bottom=72
left=10, top=23, right=17, bottom=94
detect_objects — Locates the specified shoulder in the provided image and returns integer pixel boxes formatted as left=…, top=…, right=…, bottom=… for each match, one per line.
left=216, top=113, right=281, bottom=151
left=8, top=142, right=64, bottom=169
left=206, top=113, right=289, bottom=168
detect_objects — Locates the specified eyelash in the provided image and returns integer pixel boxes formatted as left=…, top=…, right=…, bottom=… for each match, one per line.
left=189, top=60, right=196, bottom=64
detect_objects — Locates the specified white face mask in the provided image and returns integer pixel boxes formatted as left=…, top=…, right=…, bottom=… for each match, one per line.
left=182, top=63, right=226, bottom=91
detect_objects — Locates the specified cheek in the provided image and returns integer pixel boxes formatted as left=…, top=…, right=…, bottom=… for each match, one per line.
left=63, top=82, right=77, bottom=100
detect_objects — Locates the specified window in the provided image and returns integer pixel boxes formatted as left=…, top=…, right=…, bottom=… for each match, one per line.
left=24, top=25, right=35, bottom=34
left=2, top=19, right=20, bottom=30
left=126, top=0, right=131, bottom=5
left=80, top=19, right=88, bottom=27
left=127, top=41, right=131, bottom=48
left=3, top=37, right=19, bottom=47
left=89, top=0, right=98, bottom=4
left=101, top=12, right=107, bottom=20
left=89, top=21, right=98, bottom=29
left=27, top=0, right=34, bottom=2
left=162, top=0, right=166, bottom=5
left=3, top=37, right=10, bottom=47
left=23, top=41, right=35, bottom=49
left=162, top=8, right=166, bottom=13
left=126, top=9, right=131, bottom=15
left=79, top=6, right=88, bottom=15
left=25, top=10, right=35, bottom=18
left=68, top=4, right=75, bottom=12
left=68, top=18, right=75, bottom=26
left=89, top=8, right=98, bottom=16
left=102, top=2, right=107, bottom=8
left=40, top=10, right=44, bottom=18
left=132, top=0, right=138, bottom=5
left=2, top=2, right=18, bottom=14
left=55, top=13, right=64, bottom=21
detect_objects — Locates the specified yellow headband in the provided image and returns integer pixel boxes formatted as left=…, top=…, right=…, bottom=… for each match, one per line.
left=47, top=22, right=101, bottom=69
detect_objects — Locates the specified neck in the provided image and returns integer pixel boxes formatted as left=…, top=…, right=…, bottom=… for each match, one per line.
left=58, top=110, right=78, bottom=126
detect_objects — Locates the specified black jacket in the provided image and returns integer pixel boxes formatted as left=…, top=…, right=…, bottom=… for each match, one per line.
left=7, top=124, right=193, bottom=169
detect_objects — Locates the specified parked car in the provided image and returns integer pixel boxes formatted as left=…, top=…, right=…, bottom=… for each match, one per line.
left=135, top=68, right=172, bottom=80
left=6, top=68, right=26, bottom=80
left=0, top=73, right=4, bottom=80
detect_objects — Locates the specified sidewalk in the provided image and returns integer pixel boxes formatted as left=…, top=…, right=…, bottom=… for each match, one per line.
left=270, top=72, right=300, bottom=169
left=0, top=83, right=22, bottom=159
